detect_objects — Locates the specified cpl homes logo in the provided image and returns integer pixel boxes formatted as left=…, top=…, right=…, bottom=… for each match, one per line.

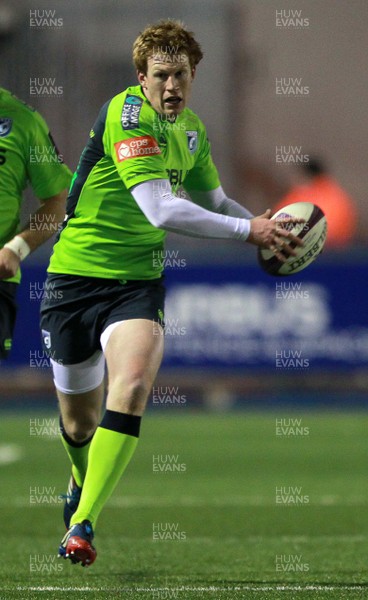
left=115, top=136, right=161, bottom=162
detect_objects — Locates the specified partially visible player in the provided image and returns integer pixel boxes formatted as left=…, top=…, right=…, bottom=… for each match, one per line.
left=0, top=87, right=72, bottom=359
left=40, top=20, right=304, bottom=566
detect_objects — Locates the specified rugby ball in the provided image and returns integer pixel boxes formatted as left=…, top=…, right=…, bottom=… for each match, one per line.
left=258, top=202, right=327, bottom=276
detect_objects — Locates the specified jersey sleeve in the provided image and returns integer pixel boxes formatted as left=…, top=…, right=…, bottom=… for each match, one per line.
left=104, top=93, right=168, bottom=189
left=26, top=110, right=72, bottom=200
left=184, top=127, right=221, bottom=192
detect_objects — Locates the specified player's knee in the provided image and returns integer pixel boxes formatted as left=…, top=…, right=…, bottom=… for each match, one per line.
left=63, top=417, right=97, bottom=443
left=109, top=375, right=150, bottom=413
left=127, top=378, right=150, bottom=409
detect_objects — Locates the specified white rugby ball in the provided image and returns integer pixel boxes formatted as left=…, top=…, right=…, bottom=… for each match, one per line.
left=258, top=202, right=327, bottom=276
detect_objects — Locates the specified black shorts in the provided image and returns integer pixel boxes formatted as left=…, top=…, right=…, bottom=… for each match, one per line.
left=40, top=274, right=165, bottom=364
left=0, top=281, right=18, bottom=359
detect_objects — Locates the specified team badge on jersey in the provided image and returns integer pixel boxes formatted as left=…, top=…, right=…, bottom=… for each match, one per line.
left=186, top=130, right=198, bottom=154
left=41, top=329, right=51, bottom=350
left=121, top=95, right=143, bottom=130
left=0, top=118, right=13, bottom=137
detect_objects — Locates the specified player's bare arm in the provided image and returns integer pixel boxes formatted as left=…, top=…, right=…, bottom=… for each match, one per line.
left=20, top=189, right=67, bottom=251
left=0, top=189, right=67, bottom=279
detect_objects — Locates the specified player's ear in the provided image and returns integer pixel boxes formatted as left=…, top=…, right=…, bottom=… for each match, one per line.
left=137, top=71, right=147, bottom=87
left=191, top=67, right=196, bottom=80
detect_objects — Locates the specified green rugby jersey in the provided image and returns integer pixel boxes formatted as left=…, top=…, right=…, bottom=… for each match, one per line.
left=48, top=85, right=220, bottom=280
left=0, top=88, right=72, bottom=282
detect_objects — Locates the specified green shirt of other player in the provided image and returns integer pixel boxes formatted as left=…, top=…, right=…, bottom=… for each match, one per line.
left=0, top=87, right=72, bottom=283
left=0, top=87, right=71, bottom=359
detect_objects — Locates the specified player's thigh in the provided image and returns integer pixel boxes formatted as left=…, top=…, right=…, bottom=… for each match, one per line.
left=51, top=351, right=106, bottom=439
left=104, top=318, right=164, bottom=413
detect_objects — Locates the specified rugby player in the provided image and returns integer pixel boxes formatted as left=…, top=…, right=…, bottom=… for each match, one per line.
left=0, top=87, right=71, bottom=360
left=40, top=20, right=303, bottom=566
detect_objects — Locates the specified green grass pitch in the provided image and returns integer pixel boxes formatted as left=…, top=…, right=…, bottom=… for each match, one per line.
left=0, top=410, right=367, bottom=599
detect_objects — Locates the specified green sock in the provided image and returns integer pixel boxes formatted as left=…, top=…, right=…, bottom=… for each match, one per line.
left=60, top=418, right=93, bottom=487
left=70, top=410, right=141, bottom=527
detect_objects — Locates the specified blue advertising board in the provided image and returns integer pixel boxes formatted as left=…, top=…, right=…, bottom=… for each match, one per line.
left=163, top=263, right=368, bottom=371
left=6, top=263, right=368, bottom=371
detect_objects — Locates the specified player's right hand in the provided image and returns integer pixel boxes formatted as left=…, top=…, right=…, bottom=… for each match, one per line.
left=248, top=209, right=305, bottom=262
left=0, top=247, right=21, bottom=279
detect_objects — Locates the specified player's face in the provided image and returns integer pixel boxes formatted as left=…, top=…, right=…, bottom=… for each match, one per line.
left=138, top=54, right=195, bottom=117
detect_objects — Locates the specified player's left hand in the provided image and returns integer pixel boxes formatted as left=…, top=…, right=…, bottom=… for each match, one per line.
left=0, top=247, right=21, bottom=279
left=248, top=209, right=305, bottom=262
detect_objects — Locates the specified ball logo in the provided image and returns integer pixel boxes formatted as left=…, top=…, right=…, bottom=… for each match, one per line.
left=276, top=214, right=310, bottom=233
left=115, top=136, right=161, bottom=162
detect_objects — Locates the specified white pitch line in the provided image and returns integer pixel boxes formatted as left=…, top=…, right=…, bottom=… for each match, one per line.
left=107, top=494, right=368, bottom=508
left=9, top=533, right=367, bottom=547
left=2, top=494, right=367, bottom=508
left=0, top=444, right=22, bottom=465
left=246, top=534, right=367, bottom=543
left=14, top=584, right=368, bottom=592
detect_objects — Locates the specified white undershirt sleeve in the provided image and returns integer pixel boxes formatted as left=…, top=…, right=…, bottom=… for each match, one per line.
left=186, top=186, right=255, bottom=219
left=130, top=179, right=251, bottom=241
